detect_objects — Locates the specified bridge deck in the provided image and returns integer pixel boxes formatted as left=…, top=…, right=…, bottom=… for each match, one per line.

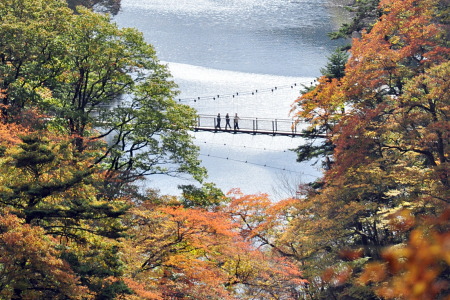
left=193, top=114, right=326, bottom=137
left=193, top=126, right=305, bottom=136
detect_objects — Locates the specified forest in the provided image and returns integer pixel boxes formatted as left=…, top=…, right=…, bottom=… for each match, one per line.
left=0, top=0, right=448, bottom=299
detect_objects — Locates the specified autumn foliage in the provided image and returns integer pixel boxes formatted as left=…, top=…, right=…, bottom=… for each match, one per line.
left=290, top=0, right=449, bottom=298
left=0, top=0, right=449, bottom=299
left=119, top=190, right=307, bottom=299
left=0, top=212, right=89, bottom=299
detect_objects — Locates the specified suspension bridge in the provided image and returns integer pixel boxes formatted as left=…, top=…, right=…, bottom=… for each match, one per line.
left=193, top=114, right=326, bottom=137
left=176, top=80, right=324, bottom=137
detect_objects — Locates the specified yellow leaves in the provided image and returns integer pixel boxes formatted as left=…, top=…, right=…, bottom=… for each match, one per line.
left=358, top=209, right=450, bottom=299
left=389, top=35, right=401, bottom=45
left=35, top=85, right=53, bottom=101
left=222, top=251, right=259, bottom=278
left=292, top=76, right=346, bottom=130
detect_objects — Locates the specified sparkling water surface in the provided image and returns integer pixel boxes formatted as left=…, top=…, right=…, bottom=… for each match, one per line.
left=113, top=0, right=348, bottom=198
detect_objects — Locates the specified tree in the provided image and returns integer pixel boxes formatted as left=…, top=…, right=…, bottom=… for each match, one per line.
left=0, top=212, right=90, bottom=299
left=225, top=189, right=309, bottom=298
left=359, top=208, right=450, bottom=299
left=0, top=2, right=207, bottom=298
left=320, top=48, right=349, bottom=80
left=120, top=191, right=307, bottom=299
left=0, top=114, right=132, bottom=298
left=292, top=48, right=348, bottom=170
left=329, top=0, right=381, bottom=40
left=178, top=182, right=226, bottom=208
left=0, top=0, right=73, bottom=114
left=0, top=0, right=206, bottom=197
left=289, top=0, right=449, bottom=298
left=66, top=0, right=121, bottom=15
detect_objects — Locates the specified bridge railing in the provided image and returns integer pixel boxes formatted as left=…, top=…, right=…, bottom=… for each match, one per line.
left=194, top=114, right=305, bottom=136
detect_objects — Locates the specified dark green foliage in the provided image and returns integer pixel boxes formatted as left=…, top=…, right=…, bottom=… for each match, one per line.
left=293, top=125, right=335, bottom=170
left=320, top=48, right=349, bottom=79
left=329, top=0, right=381, bottom=39
left=66, top=0, right=122, bottom=15
left=61, top=247, right=133, bottom=299
left=0, top=145, right=6, bottom=157
left=12, top=135, right=55, bottom=172
left=292, top=50, right=347, bottom=169
left=0, top=133, right=128, bottom=242
left=178, top=182, right=226, bottom=208
left=96, top=281, right=133, bottom=300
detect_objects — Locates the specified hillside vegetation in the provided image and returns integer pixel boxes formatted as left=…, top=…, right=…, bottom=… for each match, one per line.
left=0, top=0, right=448, bottom=299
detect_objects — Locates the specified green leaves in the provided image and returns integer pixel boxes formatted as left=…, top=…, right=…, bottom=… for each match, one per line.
left=1, top=0, right=206, bottom=198
left=178, top=182, right=226, bottom=208
left=320, top=48, right=349, bottom=79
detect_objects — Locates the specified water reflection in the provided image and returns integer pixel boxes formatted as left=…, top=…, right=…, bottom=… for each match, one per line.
left=113, top=0, right=349, bottom=197
left=114, top=0, right=347, bottom=77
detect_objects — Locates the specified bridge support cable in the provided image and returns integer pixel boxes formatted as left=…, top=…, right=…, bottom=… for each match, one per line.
left=197, top=152, right=317, bottom=177
left=193, top=133, right=319, bottom=177
left=176, top=82, right=308, bottom=103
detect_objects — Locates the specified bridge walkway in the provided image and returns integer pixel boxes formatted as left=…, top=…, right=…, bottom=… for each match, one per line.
left=193, top=114, right=326, bottom=137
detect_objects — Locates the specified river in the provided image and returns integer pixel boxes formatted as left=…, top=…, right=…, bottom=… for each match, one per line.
left=113, top=0, right=348, bottom=199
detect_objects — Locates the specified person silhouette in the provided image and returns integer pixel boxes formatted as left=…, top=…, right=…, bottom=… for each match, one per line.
left=215, top=113, right=221, bottom=130
left=234, top=113, right=240, bottom=130
left=225, top=113, right=231, bottom=130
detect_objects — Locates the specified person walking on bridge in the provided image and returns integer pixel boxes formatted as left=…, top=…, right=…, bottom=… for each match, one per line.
left=234, top=113, right=240, bottom=130
left=225, top=113, right=231, bottom=130
left=215, top=113, right=221, bottom=130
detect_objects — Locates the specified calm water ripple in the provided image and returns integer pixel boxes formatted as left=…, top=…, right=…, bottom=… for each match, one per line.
left=113, top=0, right=349, bottom=198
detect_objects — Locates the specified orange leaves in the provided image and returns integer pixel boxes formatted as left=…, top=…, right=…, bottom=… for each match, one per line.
left=226, top=189, right=273, bottom=235
left=121, top=278, right=163, bottom=300
left=322, top=265, right=354, bottom=287
left=123, top=192, right=307, bottom=299
left=124, top=202, right=239, bottom=299
left=295, top=0, right=449, bottom=195
left=345, top=0, right=449, bottom=103
left=358, top=262, right=388, bottom=285
left=292, top=76, right=346, bottom=129
left=160, top=205, right=237, bottom=240
left=269, top=256, right=307, bottom=285
left=0, top=212, right=89, bottom=299
left=387, top=208, right=416, bottom=232
left=0, top=121, right=26, bottom=146
left=359, top=209, right=450, bottom=299
left=378, top=0, right=450, bottom=61
left=226, top=190, right=293, bottom=250
left=345, top=35, right=397, bottom=100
